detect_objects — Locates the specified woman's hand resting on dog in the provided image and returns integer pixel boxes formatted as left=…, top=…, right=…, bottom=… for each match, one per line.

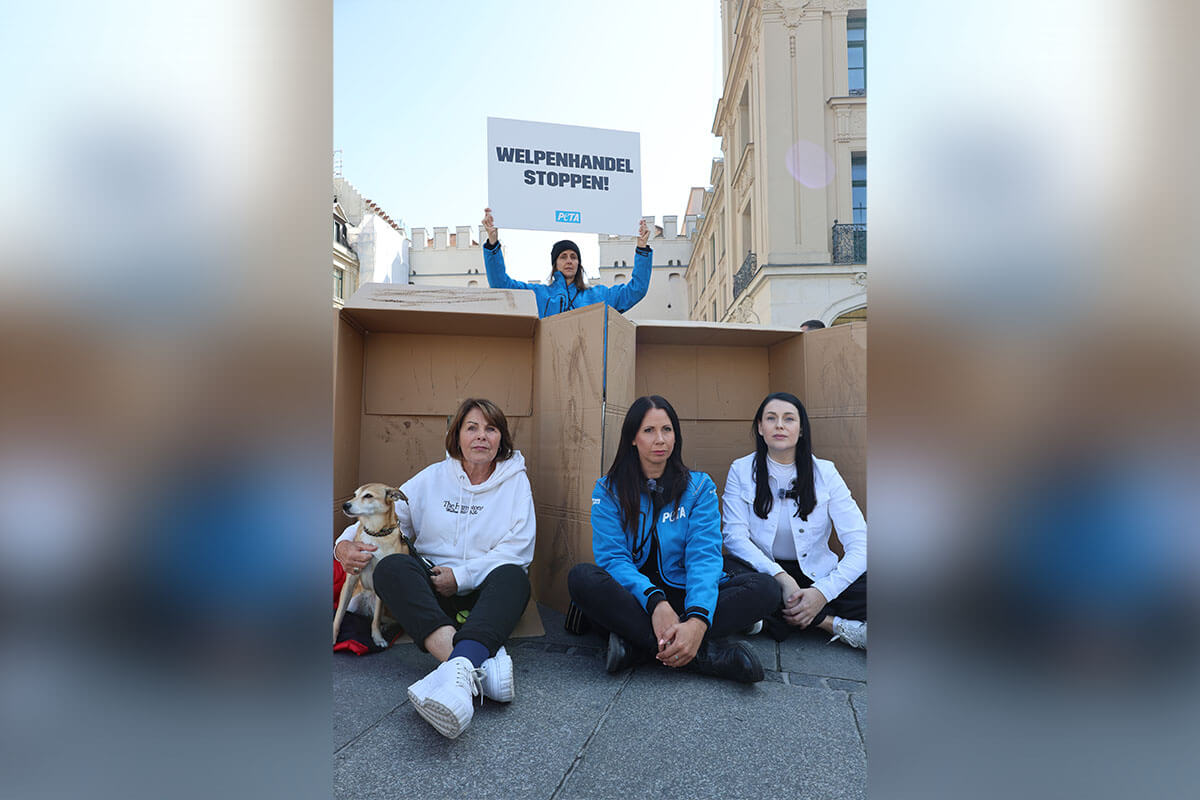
left=430, top=566, right=458, bottom=597
left=335, top=540, right=377, bottom=574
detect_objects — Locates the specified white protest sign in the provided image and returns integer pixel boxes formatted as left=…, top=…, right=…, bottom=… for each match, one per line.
left=487, top=117, right=641, bottom=236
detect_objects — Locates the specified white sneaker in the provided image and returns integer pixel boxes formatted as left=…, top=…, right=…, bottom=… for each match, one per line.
left=743, top=620, right=764, bottom=636
left=478, top=646, right=514, bottom=703
left=829, top=618, right=867, bottom=650
left=406, top=657, right=480, bottom=738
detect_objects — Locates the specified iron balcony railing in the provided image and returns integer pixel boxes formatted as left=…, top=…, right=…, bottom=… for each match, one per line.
left=732, top=251, right=758, bottom=299
left=832, top=222, right=867, bottom=264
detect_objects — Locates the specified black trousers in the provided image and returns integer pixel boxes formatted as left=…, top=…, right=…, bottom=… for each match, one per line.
left=566, top=561, right=779, bottom=655
left=726, top=557, right=867, bottom=639
left=373, top=554, right=530, bottom=657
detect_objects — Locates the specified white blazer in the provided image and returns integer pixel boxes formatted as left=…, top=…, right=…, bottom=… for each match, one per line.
left=721, top=452, right=866, bottom=602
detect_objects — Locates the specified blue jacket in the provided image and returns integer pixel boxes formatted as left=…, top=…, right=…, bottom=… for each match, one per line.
left=483, top=240, right=651, bottom=318
left=590, top=471, right=728, bottom=627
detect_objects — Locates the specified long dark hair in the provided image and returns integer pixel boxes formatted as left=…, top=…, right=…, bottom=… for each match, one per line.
left=605, top=395, right=689, bottom=534
left=751, top=392, right=816, bottom=521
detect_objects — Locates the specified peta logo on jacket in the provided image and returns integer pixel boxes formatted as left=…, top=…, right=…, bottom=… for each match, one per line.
left=661, top=507, right=687, bottom=524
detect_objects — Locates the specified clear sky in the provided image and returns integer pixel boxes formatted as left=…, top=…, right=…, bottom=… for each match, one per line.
left=334, top=0, right=723, bottom=280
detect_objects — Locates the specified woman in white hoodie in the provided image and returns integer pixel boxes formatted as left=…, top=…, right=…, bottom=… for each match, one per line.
left=334, top=397, right=535, bottom=739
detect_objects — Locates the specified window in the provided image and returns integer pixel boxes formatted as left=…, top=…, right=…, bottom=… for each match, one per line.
left=712, top=300, right=717, bottom=321
left=333, top=267, right=344, bottom=300
left=709, top=233, right=716, bottom=277
left=613, top=260, right=619, bottom=267
left=833, top=306, right=867, bottom=325
left=851, top=152, right=867, bottom=225
left=468, top=279, right=478, bottom=287
left=615, top=274, right=626, bottom=282
left=848, top=15, right=866, bottom=96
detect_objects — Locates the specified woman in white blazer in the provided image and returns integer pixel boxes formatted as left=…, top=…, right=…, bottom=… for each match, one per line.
left=721, top=392, right=867, bottom=649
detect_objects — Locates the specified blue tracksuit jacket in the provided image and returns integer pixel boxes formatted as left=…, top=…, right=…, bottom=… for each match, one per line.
left=483, top=240, right=651, bottom=318
left=590, top=471, right=728, bottom=627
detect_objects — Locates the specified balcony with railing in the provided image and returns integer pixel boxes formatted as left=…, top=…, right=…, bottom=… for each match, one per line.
left=732, top=251, right=758, bottom=299
left=832, top=223, right=866, bottom=264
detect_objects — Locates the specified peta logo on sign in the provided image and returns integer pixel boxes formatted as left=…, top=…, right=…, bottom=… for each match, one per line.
left=555, top=210, right=581, bottom=224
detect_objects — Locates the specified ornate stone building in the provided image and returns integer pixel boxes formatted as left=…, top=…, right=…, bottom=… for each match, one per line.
left=594, top=213, right=698, bottom=321
left=332, top=200, right=360, bottom=309
left=408, top=226, right=486, bottom=288
left=333, top=175, right=410, bottom=305
left=689, top=0, right=867, bottom=327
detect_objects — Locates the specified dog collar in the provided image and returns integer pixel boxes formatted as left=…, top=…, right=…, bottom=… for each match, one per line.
left=362, top=523, right=399, bottom=537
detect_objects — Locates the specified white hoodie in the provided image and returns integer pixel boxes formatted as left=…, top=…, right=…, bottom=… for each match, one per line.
left=337, top=451, right=536, bottom=594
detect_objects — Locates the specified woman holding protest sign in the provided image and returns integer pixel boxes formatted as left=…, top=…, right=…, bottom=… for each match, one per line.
left=567, top=395, right=779, bottom=683
left=480, top=207, right=651, bottom=318
left=721, top=392, right=868, bottom=649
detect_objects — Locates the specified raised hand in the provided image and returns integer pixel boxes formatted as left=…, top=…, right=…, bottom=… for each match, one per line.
left=636, top=218, right=651, bottom=248
left=482, top=207, right=498, bottom=244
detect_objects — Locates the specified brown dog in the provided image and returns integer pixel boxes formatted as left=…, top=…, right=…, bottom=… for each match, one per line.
left=334, top=483, right=409, bottom=648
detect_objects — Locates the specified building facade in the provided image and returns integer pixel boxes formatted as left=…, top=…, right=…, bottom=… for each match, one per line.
left=688, top=0, right=867, bottom=327
left=408, top=226, right=486, bottom=288
left=594, top=214, right=697, bottom=321
left=333, top=176, right=409, bottom=305
left=332, top=201, right=360, bottom=309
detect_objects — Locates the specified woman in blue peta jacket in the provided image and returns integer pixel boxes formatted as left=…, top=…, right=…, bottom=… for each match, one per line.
left=480, top=207, right=651, bottom=318
left=567, top=395, right=779, bottom=683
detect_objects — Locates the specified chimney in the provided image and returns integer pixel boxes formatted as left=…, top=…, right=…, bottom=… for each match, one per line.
left=434, top=227, right=448, bottom=249
left=641, top=215, right=654, bottom=238
left=684, top=214, right=698, bottom=236
left=411, top=227, right=426, bottom=249
left=663, top=215, right=678, bottom=239
left=456, top=226, right=471, bottom=249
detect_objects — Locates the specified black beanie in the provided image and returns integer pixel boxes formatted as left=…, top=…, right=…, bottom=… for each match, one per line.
left=550, top=239, right=581, bottom=268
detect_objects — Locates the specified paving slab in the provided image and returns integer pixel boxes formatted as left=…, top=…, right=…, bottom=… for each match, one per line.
left=738, top=631, right=781, bottom=672
left=332, top=645, right=428, bottom=751
left=533, top=603, right=610, bottom=651
left=778, top=630, right=867, bottom=681
left=333, top=603, right=867, bottom=798
left=334, top=646, right=622, bottom=800
left=558, top=663, right=866, bottom=800
left=850, top=690, right=867, bottom=746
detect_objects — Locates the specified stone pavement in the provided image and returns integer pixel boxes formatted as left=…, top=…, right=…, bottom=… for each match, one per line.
left=333, top=604, right=866, bottom=799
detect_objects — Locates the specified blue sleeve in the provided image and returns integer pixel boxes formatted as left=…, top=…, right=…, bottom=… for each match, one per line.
left=605, top=246, right=651, bottom=312
left=483, top=241, right=538, bottom=292
left=681, top=473, right=723, bottom=627
left=591, top=479, right=660, bottom=612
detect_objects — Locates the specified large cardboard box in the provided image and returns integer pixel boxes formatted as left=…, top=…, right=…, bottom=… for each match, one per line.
left=334, top=284, right=544, bottom=634
left=335, top=286, right=866, bottom=616
left=529, top=304, right=866, bottom=612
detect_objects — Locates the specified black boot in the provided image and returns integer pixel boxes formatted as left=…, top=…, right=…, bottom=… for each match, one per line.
left=685, top=638, right=764, bottom=683
left=605, top=632, right=649, bottom=673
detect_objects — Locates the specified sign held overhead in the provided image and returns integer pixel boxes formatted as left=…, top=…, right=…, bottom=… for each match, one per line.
left=487, top=116, right=641, bottom=235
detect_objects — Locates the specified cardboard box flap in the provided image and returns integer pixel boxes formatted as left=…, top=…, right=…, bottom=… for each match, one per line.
left=633, top=320, right=803, bottom=347
left=802, top=322, right=867, bottom=417
left=635, top=343, right=769, bottom=419
left=343, top=283, right=538, bottom=337
left=364, top=333, right=533, bottom=416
